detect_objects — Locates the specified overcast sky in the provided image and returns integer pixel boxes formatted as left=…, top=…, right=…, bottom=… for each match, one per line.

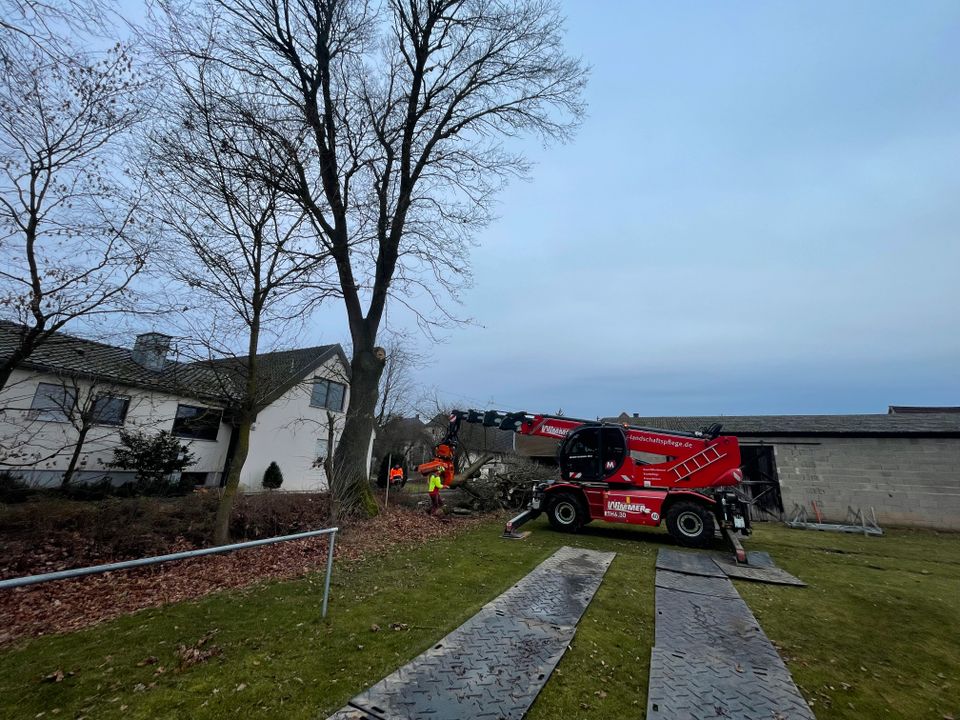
left=366, top=0, right=959, bottom=418
left=124, top=0, right=959, bottom=418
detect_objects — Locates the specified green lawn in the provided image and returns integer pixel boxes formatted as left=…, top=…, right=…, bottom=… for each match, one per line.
left=1, top=518, right=958, bottom=720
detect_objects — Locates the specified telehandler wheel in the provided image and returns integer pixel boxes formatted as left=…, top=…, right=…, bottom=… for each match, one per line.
left=546, top=492, right=585, bottom=532
left=665, top=501, right=716, bottom=548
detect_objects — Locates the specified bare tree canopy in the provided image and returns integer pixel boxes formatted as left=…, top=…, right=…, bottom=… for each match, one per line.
left=0, top=0, right=111, bottom=61
left=156, top=0, right=587, bottom=516
left=143, top=42, right=335, bottom=541
left=376, top=331, right=426, bottom=426
left=0, top=0, right=150, bottom=391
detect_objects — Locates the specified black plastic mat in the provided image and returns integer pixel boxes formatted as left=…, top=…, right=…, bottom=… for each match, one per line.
left=648, top=564, right=814, bottom=719
left=327, top=546, right=615, bottom=720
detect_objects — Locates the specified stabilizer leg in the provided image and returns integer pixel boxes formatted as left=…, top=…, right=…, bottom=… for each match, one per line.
left=501, top=509, right=541, bottom=540
left=722, top=525, right=748, bottom=563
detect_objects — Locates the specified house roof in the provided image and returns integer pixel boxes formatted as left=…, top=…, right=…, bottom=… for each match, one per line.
left=0, top=321, right=346, bottom=408
left=200, top=345, right=349, bottom=407
left=606, top=413, right=960, bottom=438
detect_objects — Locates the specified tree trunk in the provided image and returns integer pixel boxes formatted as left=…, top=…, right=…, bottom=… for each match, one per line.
left=330, top=342, right=384, bottom=520
left=212, top=311, right=260, bottom=545
left=0, top=364, right=14, bottom=393
left=61, top=423, right=90, bottom=488
left=448, top=452, right=496, bottom=488
left=0, top=339, right=36, bottom=393
left=213, top=415, right=252, bottom=544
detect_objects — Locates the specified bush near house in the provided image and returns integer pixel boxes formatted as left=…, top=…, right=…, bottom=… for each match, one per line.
left=0, top=472, right=32, bottom=504
left=106, top=429, right=197, bottom=495
left=262, top=461, right=284, bottom=489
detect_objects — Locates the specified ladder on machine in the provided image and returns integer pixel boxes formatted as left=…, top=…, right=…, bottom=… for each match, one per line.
left=672, top=445, right=726, bottom=481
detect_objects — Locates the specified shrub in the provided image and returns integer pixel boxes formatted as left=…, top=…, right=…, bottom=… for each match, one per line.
left=59, top=478, right=116, bottom=501
left=106, top=430, right=197, bottom=495
left=230, top=492, right=329, bottom=539
left=0, top=471, right=32, bottom=504
left=262, top=461, right=284, bottom=490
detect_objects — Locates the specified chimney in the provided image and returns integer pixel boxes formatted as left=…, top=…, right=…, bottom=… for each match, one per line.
left=132, top=332, right=171, bottom=371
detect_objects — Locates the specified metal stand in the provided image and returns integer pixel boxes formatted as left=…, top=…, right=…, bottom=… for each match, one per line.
left=785, top=503, right=883, bottom=536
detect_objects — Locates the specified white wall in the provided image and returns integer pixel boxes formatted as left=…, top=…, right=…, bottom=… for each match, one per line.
left=240, top=355, right=350, bottom=492
left=0, top=368, right=231, bottom=486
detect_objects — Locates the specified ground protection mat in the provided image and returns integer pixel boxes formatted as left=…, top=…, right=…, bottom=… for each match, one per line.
left=655, top=548, right=727, bottom=578
left=713, top=553, right=807, bottom=586
left=647, top=563, right=814, bottom=719
left=657, top=548, right=806, bottom=586
left=327, top=546, right=615, bottom=720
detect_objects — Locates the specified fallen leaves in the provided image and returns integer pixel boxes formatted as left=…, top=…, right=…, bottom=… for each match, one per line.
left=0, top=507, right=484, bottom=646
left=175, top=630, right=222, bottom=668
left=42, top=670, right=65, bottom=683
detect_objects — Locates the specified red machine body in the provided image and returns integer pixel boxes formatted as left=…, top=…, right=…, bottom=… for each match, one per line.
left=432, top=409, right=751, bottom=550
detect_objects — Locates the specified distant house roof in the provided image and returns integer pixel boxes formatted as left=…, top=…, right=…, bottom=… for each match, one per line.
left=604, top=413, right=960, bottom=438
left=888, top=405, right=960, bottom=414
left=0, top=321, right=346, bottom=408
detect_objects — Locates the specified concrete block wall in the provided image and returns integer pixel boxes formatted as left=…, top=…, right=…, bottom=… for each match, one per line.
left=749, top=436, right=960, bottom=531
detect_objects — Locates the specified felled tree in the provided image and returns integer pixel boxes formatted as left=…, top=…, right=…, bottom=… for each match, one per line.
left=262, top=461, right=283, bottom=490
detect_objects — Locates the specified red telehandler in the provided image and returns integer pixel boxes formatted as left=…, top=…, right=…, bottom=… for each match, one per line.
left=418, top=409, right=752, bottom=559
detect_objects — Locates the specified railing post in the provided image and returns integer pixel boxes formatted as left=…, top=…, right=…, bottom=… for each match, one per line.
left=322, top=529, right=337, bottom=618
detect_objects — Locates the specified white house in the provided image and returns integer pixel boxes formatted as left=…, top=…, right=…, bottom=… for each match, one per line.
left=0, top=322, right=369, bottom=492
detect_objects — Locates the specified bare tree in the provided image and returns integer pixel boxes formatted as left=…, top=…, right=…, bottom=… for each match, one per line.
left=1, top=0, right=110, bottom=63
left=376, top=331, right=426, bottom=427
left=156, top=0, right=586, bottom=517
left=144, top=45, right=333, bottom=543
left=0, top=24, right=150, bottom=392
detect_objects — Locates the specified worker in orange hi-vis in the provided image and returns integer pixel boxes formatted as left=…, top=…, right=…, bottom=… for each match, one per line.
left=389, top=462, right=404, bottom=487
left=427, top=469, right=444, bottom=515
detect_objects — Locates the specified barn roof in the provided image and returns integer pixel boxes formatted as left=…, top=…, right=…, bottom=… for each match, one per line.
left=607, top=413, right=960, bottom=438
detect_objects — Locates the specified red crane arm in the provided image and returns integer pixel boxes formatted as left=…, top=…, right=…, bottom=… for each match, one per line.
left=454, top=409, right=743, bottom=491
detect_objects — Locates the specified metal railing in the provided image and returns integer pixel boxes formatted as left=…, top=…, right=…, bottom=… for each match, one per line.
left=0, top=527, right=340, bottom=617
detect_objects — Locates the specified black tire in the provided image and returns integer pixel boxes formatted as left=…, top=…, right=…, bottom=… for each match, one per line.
left=665, top=501, right=716, bottom=548
left=546, top=492, right=586, bottom=532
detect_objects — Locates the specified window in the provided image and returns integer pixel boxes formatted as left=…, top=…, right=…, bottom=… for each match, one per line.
left=310, top=378, right=345, bottom=412
left=91, top=394, right=130, bottom=426
left=171, top=404, right=222, bottom=441
left=30, top=382, right=76, bottom=422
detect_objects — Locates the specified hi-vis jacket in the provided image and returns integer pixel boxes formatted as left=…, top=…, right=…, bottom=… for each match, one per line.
left=428, top=474, right=443, bottom=493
